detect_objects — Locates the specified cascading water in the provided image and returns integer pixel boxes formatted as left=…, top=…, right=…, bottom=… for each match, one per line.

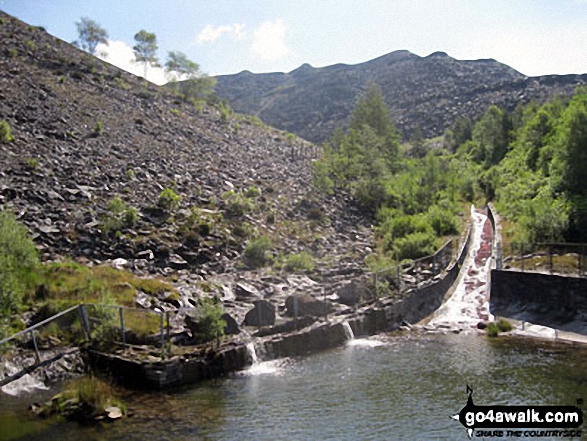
left=427, top=206, right=494, bottom=331
left=242, top=341, right=286, bottom=376
left=342, top=322, right=354, bottom=341
left=0, top=361, right=47, bottom=396
left=245, top=342, right=258, bottom=366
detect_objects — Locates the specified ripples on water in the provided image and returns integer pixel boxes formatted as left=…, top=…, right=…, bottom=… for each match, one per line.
left=1, top=333, right=586, bottom=441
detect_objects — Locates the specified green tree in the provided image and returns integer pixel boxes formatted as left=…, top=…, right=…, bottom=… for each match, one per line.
left=165, top=52, right=217, bottom=102
left=552, top=91, right=587, bottom=239
left=444, top=117, right=473, bottom=152
left=349, top=83, right=399, bottom=167
left=73, top=17, right=108, bottom=56
left=133, top=30, right=159, bottom=79
left=165, top=51, right=200, bottom=80
left=472, top=105, right=511, bottom=168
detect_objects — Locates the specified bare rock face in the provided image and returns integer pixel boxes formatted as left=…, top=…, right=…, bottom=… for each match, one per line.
left=285, top=294, right=333, bottom=317
left=243, top=300, right=276, bottom=327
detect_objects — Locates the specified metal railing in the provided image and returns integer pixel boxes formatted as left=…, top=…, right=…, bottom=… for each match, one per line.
left=500, top=242, right=587, bottom=277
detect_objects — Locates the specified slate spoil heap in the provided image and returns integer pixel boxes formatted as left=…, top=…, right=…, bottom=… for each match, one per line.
left=0, top=12, right=375, bottom=337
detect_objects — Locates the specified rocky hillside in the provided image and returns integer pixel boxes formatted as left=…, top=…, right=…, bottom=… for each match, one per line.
left=0, top=9, right=373, bottom=299
left=214, top=50, right=587, bottom=143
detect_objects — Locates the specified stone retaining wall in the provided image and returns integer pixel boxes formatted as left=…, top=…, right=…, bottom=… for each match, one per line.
left=88, top=223, right=474, bottom=389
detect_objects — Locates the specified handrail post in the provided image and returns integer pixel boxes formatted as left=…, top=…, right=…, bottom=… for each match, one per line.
left=30, top=330, right=40, bottom=364
left=159, top=312, right=165, bottom=348
left=119, top=307, right=126, bottom=344
left=79, top=304, right=91, bottom=341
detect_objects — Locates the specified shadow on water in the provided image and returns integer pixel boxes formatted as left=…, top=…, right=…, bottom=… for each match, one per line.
left=1, top=333, right=587, bottom=440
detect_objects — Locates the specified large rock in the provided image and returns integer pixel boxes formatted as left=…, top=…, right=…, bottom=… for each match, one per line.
left=243, top=300, right=276, bottom=327
left=221, top=312, right=240, bottom=335
left=337, top=279, right=369, bottom=306
left=234, top=282, right=261, bottom=302
left=285, top=294, right=333, bottom=317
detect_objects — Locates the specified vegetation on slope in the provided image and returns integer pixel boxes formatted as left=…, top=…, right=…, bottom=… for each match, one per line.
left=313, top=84, right=466, bottom=262
left=451, top=88, right=587, bottom=244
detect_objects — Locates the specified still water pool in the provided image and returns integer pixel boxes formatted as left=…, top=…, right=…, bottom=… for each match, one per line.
left=1, top=332, right=586, bottom=441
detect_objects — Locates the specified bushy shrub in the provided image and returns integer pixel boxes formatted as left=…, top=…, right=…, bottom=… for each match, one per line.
left=427, top=205, right=459, bottom=236
left=284, top=252, right=315, bottom=273
left=0, top=211, right=38, bottom=318
left=223, top=191, right=254, bottom=218
left=244, top=236, right=272, bottom=268
left=496, top=318, right=512, bottom=332
left=393, top=231, right=437, bottom=260
left=158, top=188, right=181, bottom=211
left=94, top=120, right=104, bottom=136
left=245, top=186, right=261, bottom=198
left=101, top=197, right=138, bottom=234
left=0, top=120, right=14, bottom=143
left=486, top=322, right=499, bottom=337
left=188, top=297, right=225, bottom=345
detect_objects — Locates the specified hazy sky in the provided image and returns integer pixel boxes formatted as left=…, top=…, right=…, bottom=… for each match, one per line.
left=2, top=0, right=586, bottom=85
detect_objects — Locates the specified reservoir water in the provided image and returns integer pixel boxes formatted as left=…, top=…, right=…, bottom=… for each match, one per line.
left=1, top=333, right=586, bottom=441
left=2, top=207, right=585, bottom=440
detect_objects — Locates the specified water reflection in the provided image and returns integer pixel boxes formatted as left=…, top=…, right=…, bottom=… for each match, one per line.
left=1, top=333, right=586, bottom=440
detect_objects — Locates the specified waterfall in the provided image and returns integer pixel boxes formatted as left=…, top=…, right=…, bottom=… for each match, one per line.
left=245, top=342, right=259, bottom=366
left=1, top=361, right=48, bottom=396
left=241, top=341, right=288, bottom=376
left=342, top=322, right=355, bottom=341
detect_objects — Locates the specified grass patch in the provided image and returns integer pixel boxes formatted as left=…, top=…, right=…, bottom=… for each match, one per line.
left=486, top=322, right=499, bottom=338
left=37, top=376, right=126, bottom=420
left=34, top=262, right=175, bottom=308
left=496, top=318, right=512, bottom=332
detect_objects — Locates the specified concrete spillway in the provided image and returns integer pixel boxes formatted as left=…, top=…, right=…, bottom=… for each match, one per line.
left=427, top=206, right=494, bottom=331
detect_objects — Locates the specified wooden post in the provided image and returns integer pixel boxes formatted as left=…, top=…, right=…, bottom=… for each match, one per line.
left=520, top=243, right=524, bottom=272
left=549, top=245, right=553, bottom=274
left=396, top=265, right=401, bottom=295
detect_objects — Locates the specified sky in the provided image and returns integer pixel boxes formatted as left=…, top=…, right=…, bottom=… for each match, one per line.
left=1, top=0, right=587, bottom=85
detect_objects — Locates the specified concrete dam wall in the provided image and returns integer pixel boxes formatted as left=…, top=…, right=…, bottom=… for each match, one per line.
left=490, top=269, right=587, bottom=335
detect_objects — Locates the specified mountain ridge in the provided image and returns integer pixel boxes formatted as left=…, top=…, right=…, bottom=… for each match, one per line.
left=213, top=50, right=586, bottom=143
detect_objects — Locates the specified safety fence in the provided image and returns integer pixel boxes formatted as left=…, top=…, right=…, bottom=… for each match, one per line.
left=499, top=242, right=587, bottom=277
left=0, top=304, right=205, bottom=386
